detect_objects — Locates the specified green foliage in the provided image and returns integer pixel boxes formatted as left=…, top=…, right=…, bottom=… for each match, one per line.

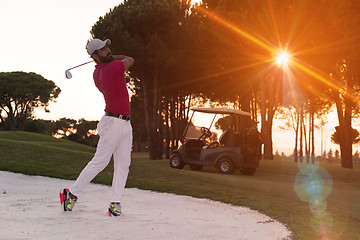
left=130, top=94, right=147, bottom=151
left=53, top=118, right=77, bottom=135
left=0, top=71, right=61, bottom=130
left=87, top=0, right=360, bottom=163
left=53, top=118, right=100, bottom=147
left=91, top=0, right=205, bottom=94
left=24, top=119, right=57, bottom=135
left=91, top=0, right=206, bottom=159
left=75, top=118, right=98, bottom=137
left=331, top=127, right=360, bottom=145
left=22, top=117, right=100, bottom=147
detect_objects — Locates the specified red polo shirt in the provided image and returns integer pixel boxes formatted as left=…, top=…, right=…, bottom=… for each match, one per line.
left=93, top=60, right=130, bottom=116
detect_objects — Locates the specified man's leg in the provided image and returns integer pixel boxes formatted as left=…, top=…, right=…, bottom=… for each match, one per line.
left=110, top=120, right=133, bottom=203
left=69, top=116, right=121, bottom=197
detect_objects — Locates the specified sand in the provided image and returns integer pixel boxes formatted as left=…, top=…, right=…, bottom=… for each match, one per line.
left=0, top=171, right=290, bottom=240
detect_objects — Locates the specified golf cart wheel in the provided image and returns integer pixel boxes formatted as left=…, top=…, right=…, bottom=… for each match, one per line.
left=190, top=164, right=203, bottom=171
left=240, top=168, right=256, bottom=176
left=170, top=154, right=184, bottom=169
left=217, top=158, right=235, bottom=174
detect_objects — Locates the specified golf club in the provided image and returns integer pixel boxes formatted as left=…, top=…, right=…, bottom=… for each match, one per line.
left=65, top=60, right=93, bottom=79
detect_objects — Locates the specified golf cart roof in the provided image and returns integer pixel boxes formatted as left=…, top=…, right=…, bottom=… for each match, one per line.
left=190, top=107, right=251, bottom=116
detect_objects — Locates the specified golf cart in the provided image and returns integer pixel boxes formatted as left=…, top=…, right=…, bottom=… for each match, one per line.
left=170, top=107, right=262, bottom=175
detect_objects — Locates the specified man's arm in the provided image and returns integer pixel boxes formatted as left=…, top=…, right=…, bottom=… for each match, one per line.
left=113, top=55, right=134, bottom=70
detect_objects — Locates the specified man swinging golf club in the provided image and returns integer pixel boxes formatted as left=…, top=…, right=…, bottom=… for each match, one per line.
left=59, top=38, right=134, bottom=216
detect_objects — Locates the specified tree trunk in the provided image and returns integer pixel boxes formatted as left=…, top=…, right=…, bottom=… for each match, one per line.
left=311, top=112, right=315, bottom=156
left=259, top=71, right=281, bottom=160
left=5, top=103, right=15, bottom=130
left=151, top=67, right=162, bottom=160
left=18, top=104, right=30, bottom=131
left=180, top=94, right=188, bottom=139
left=0, top=113, right=4, bottom=126
left=165, top=95, right=170, bottom=159
left=299, top=106, right=304, bottom=161
left=260, top=100, right=275, bottom=160
left=334, top=94, right=353, bottom=169
left=307, top=113, right=311, bottom=157
left=170, top=94, right=177, bottom=151
left=176, top=96, right=180, bottom=148
left=141, top=78, right=156, bottom=160
left=155, top=94, right=163, bottom=159
left=186, top=94, right=192, bottom=120
left=303, top=115, right=308, bottom=163
left=341, top=128, right=353, bottom=168
left=133, top=135, right=142, bottom=152
left=294, top=111, right=300, bottom=162
left=337, top=125, right=353, bottom=168
left=342, top=98, right=353, bottom=168
left=261, top=120, right=273, bottom=159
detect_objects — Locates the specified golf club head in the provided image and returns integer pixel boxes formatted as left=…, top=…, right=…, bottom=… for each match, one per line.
left=65, top=69, right=72, bottom=79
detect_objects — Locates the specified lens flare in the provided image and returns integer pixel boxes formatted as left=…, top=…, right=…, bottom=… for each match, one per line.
left=298, top=156, right=320, bottom=175
left=194, top=5, right=360, bottom=104
left=276, top=51, right=290, bottom=65
left=294, top=165, right=333, bottom=214
left=309, top=195, right=327, bottom=215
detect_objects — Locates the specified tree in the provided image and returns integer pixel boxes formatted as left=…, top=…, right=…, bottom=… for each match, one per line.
left=75, top=119, right=98, bottom=138
left=0, top=108, right=4, bottom=128
left=301, top=1, right=360, bottom=169
left=88, top=0, right=360, bottom=166
left=204, top=0, right=360, bottom=163
left=200, top=0, right=346, bottom=160
left=200, top=0, right=281, bottom=159
left=52, top=118, right=77, bottom=137
left=276, top=106, right=300, bottom=161
left=66, top=119, right=99, bottom=147
left=24, top=119, right=56, bottom=135
left=353, top=151, right=359, bottom=163
left=91, top=0, right=202, bottom=159
left=130, top=92, right=147, bottom=152
left=327, top=149, right=333, bottom=159
left=0, top=72, right=60, bottom=130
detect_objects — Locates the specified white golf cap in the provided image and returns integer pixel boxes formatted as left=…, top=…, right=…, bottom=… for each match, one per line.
left=87, top=38, right=111, bottom=55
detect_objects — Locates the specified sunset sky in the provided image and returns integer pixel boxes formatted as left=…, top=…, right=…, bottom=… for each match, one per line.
left=1, top=0, right=120, bottom=120
left=0, top=0, right=345, bottom=155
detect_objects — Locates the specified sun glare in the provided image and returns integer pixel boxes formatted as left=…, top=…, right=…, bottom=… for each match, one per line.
left=191, top=0, right=202, bottom=5
left=276, top=51, right=290, bottom=66
left=194, top=5, right=360, bottom=103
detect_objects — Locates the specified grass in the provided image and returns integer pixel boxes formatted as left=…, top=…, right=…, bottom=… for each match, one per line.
left=1, top=131, right=360, bottom=240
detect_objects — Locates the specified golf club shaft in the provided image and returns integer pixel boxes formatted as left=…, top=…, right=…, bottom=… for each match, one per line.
left=67, top=60, right=93, bottom=70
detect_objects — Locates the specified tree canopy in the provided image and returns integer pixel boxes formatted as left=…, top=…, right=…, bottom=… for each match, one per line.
left=331, top=127, right=360, bottom=146
left=0, top=71, right=60, bottom=130
left=86, top=0, right=360, bottom=167
left=91, top=0, right=208, bottom=159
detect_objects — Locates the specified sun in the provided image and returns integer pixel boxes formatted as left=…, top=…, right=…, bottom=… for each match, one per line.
left=276, top=51, right=290, bottom=66
left=191, top=0, right=202, bottom=5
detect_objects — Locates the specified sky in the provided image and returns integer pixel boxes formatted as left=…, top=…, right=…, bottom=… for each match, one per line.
left=0, top=0, right=344, bottom=155
left=0, top=0, right=122, bottom=120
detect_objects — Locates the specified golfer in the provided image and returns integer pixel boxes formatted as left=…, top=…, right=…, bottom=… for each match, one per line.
left=59, top=38, right=134, bottom=216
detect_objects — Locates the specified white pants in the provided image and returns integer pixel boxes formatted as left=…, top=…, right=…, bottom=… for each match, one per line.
left=70, top=115, right=132, bottom=203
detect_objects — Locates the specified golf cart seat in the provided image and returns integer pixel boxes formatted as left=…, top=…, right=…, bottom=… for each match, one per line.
left=183, top=139, right=205, bottom=160
left=184, top=139, right=205, bottom=151
left=219, top=131, right=236, bottom=147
